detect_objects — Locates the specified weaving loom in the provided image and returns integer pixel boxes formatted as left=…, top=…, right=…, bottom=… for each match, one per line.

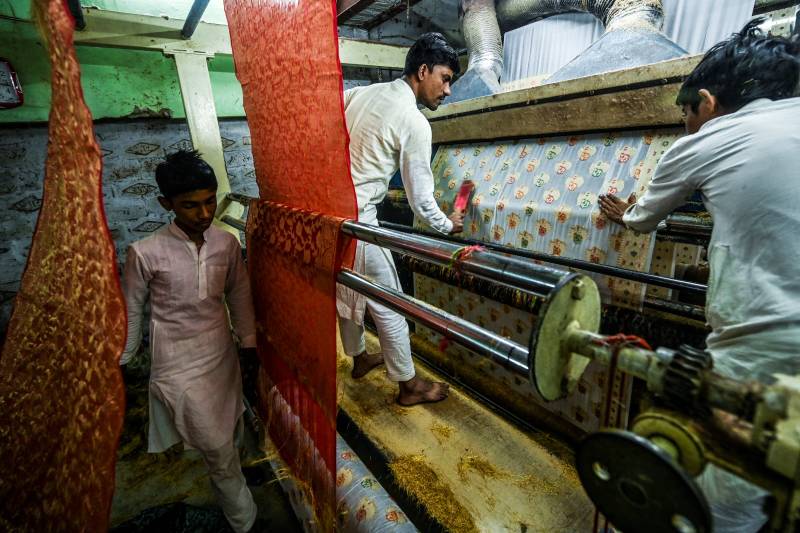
left=6, top=0, right=800, bottom=532
left=333, top=47, right=715, bottom=531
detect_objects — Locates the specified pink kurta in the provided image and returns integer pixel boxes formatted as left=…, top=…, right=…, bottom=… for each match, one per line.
left=121, top=222, right=256, bottom=453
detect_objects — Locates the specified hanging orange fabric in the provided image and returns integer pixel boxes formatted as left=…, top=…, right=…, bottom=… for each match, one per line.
left=223, top=1, right=357, bottom=529
left=0, top=1, right=126, bottom=530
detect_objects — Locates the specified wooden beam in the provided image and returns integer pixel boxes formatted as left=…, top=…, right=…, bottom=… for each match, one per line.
left=70, top=8, right=407, bottom=69
left=426, top=55, right=703, bottom=144
left=337, top=0, right=425, bottom=28
left=337, top=0, right=378, bottom=25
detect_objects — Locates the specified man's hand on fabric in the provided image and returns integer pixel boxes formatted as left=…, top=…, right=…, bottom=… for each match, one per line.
left=598, top=193, right=636, bottom=226
left=448, top=210, right=465, bottom=234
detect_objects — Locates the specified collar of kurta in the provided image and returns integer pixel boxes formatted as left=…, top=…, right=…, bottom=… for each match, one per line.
left=393, top=77, right=418, bottom=107
left=698, top=97, right=774, bottom=133
left=167, top=220, right=212, bottom=243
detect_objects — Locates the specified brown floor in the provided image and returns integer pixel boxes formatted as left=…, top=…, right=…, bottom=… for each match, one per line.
left=109, top=358, right=301, bottom=532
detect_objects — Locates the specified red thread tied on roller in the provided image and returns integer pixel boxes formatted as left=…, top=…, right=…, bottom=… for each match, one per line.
left=454, top=180, right=475, bottom=212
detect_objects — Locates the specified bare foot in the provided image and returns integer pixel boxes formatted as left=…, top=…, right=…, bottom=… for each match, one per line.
left=396, top=376, right=450, bottom=406
left=351, top=351, right=384, bottom=379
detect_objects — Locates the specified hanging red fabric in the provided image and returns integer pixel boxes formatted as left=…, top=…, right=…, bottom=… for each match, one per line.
left=0, top=0, right=126, bottom=530
left=223, top=1, right=357, bottom=529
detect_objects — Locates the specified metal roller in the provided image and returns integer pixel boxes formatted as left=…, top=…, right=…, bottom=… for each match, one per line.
left=339, top=220, right=603, bottom=396
left=221, top=196, right=749, bottom=418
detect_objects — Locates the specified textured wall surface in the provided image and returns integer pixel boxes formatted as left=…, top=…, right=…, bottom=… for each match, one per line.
left=0, top=119, right=258, bottom=336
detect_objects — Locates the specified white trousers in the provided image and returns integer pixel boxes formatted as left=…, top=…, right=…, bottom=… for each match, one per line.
left=337, top=241, right=415, bottom=382
left=200, top=435, right=258, bottom=533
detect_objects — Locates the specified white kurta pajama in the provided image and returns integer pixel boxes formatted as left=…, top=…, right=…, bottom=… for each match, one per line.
left=121, top=222, right=257, bottom=533
left=337, top=78, right=453, bottom=381
left=622, top=97, right=800, bottom=533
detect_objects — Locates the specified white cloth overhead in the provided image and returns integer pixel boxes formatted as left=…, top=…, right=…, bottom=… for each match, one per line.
left=502, top=13, right=603, bottom=81
left=501, top=0, right=756, bottom=83
left=121, top=221, right=256, bottom=453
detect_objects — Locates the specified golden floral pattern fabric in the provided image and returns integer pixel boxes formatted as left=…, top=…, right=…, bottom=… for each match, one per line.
left=0, top=1, right=126, bottom=530
left=247, top=201, right=351, bottom=529
left=414, top=130, right=680, bottom=434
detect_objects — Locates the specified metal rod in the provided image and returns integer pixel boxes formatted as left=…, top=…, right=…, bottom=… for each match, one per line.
left=181, top=0, right=211, bottom=39
left=380, top=221, right=707, bottom=295
left=338, top=269, right=530, bottom=375
left=221, top=215, right=246, bottom=232
left=663, top=213, right=713, bottom=236
left=67, top=0, right=86, bottom=30
left=341, top=220, right=569, bottom=298
left=226, top=192, right=255, bottom=206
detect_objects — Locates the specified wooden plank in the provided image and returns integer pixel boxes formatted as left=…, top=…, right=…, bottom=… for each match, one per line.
left=71, top=8, right=408, bottom=69
left=337, top=333, right=594, bottom=532
left=431, top=83, right=686, bottom=143
left=337, top=0, right=377, bottom=24
left=428, top=55, right=703, bottom=143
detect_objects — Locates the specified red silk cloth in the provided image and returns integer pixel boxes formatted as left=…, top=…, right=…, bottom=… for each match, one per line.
left=0, top=1, right=126, bottom=530
left=247, top=201, right=352, bottom=528
left=223, top=0, right=356, bottom=217
left=224, top=1, right=357, bottom=527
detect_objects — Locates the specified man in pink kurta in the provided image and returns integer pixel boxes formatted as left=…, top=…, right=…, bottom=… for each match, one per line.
left=121, top=150, right=258, bottom=532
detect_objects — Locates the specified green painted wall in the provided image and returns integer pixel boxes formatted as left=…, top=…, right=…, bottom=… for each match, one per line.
left=0, top=0, right=244, bottom=123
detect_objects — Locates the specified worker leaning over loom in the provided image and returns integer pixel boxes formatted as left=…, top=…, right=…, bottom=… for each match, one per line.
left=336, top=33, right=465, bottom=406
left=599, top=19, right=800, bottom=533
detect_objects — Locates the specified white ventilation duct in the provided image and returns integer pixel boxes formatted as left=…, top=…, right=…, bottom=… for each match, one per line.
left=451, top=0, right=687, bottom=102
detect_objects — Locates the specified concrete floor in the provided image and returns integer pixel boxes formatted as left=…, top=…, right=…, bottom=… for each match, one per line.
left=109, top=361, right=301, bottom=532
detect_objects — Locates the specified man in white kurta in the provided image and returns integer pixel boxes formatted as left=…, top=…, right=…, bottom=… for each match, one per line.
left=337, top=33, right=464, bottom=406
left=599, top=20, right=800, bottom=533
left=121, top=163, right=257, bottom=531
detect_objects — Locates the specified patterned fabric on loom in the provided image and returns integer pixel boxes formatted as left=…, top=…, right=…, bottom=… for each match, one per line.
left=224, top=1, right=357, bottom=528
left=335, top=435, right=416, bottom=532
left=0, top=1, right=126, bottom=530
left=427, top=130, right=680, bottom=307
left=413, top=130, right=680, bottom=434
left=247, top=201, right=351, bottom=528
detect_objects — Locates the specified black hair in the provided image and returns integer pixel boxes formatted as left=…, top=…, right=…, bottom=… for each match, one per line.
left=403, top=32, right=461, bottom=77
left=677, top=18, right=800, bottom=113
left=155, top=149, right=218, bottom=199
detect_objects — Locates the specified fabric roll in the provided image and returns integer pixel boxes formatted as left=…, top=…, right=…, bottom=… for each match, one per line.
left=336, top=434, right=417, bottom=532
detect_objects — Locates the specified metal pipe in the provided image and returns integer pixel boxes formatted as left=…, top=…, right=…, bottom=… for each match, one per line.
left=224, top=193, right=706, bottom=295
left=181, top=0, right=211, bottom=39
left=67, top=0, right=86, bottom=30
left=226, top=192, right=256, bottom=206
left=380, top=221, right=707, bottom=295
left=495, top=0, right=665, bottom=33
left=452, top=0, right=685, bottom=99
left=659, top=213, right=713, bottom=237
left=461, top=0, right=503, bottom=79
left=341, top=220, right=570, bottom=298
left=338, top=269, right=530, bottom=374
left=221, top=215, right=246, bottom=232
